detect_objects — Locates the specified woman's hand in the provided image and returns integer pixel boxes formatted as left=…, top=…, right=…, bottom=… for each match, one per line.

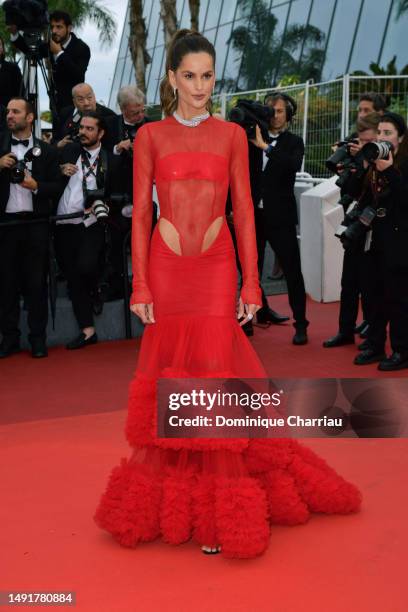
left=375, top=152, right=393, bottom=172
left=130, top=302, right=155, bottom=324
left=236, top=296, right=260, bottom=326
left=249, top=125, right=268, bottom=150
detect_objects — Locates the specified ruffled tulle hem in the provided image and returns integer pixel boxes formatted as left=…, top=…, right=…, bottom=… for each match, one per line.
left=94, top=440, right=362, bottom=558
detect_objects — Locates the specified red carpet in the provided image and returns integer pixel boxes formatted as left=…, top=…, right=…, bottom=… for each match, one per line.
left=1, top=295, right=407, bottom=611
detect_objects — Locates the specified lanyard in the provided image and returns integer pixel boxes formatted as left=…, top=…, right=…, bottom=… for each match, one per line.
left=81, top=149, right=99, bottom=194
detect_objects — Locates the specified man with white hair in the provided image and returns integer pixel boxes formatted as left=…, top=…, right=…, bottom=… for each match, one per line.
left=103, top=86, right=155, bottom=300
left=104, top=86, right=152, bottom=162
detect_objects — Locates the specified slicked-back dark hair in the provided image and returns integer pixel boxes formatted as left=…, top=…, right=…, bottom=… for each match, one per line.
left=160, top=29, right=215, bottom=116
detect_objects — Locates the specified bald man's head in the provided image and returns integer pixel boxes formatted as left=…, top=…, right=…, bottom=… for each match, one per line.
left=72, top=83, right=96, bottom=113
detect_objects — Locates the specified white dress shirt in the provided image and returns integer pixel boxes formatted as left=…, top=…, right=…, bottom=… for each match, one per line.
left=57, top=145, right=101, bottom=226
left=5, top=135, right=34, bottom=213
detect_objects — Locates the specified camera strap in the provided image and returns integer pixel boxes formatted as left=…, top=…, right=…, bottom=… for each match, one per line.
left=80, top=147, right=108, bottom=206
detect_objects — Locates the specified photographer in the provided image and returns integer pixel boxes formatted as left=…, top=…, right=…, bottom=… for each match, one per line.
left=56, top=83, right=117, bottom=147
left=0, top=36, right=22, bottom=108
left=352, top=113, right=408, bottom=370
left=104, top=85, right=152, bottom=195
left=0, top=97, right=64, bottom=358
left=323, top=113, right=380, bottom=348
left=55, top=111, right=121, bottom=350
left=8, top=10, right=90, bottom=119
left=103, top=85, right=155, bottom=300
left=250, top=92, right=309, bottom=345
left=356, top=92, right=388, bottom=121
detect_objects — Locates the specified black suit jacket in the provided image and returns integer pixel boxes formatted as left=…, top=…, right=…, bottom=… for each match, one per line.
left=0, top=59, right=22, bottom=107
left=59, top=142, right=123, bottom=202
left=251, top=131, right=304, bottom=227
left=102, top=115, right=153, bottom=196
left=0, top=133, right=65, bottom=217
left=13, top=32, right=90, bottom=112
left=56, top=103, right=117, bottom=142
left=103, top=115, right=153, bottom=151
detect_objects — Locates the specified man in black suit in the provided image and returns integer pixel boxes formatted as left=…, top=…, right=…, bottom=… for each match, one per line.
left=104, top=85, right=152, bottom=196
left=250, top=93, right=309, bottom=345
left=0, top=36, right=22, bottom=108
left=8, top=10, right=90, bottom=122
left=102, top=85, right=156, bottom=299
left=55, top=111, right=121, bottom=350
left=56, top=83, right=117, bottom=147
left=0, top=98, right=64, bottom=358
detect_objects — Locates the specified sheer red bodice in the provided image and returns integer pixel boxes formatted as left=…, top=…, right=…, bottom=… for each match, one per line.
left=130, top=115, right=261, bottom=306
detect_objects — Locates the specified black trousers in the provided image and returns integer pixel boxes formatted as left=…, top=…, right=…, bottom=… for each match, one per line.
left=55, top=223, right=105, bottom=329
left=365, top=250, right=408, bottom=354
left=0, top=217, right=49, bottom=343
left=338, top=248, right=373, bottom=335
left=255, top=209, right=308, bottom=328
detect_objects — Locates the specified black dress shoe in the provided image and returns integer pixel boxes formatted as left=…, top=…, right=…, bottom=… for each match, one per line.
left=323, top=333, right=354, bottom=348
left=66, top=332, right=98, bottom=350
left=257, top=307, right=290, bottom=325
left=30, top=338, right=48, bottom=358
left=0, top=340, right=21, bottom=358
left=293, top=328, right=308, bottom=345
left=358, top=339, right=371, bottom=351
left=354, top=348, right=386, bottom=365
left=354, top=320, right=367, bottom=334
left=378, top=352, right=408, bottom=371
left=242, top=320, right=254, bottom=337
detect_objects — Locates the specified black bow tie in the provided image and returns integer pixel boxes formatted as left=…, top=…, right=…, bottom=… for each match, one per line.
left=11, top=138, right=30, bottom=147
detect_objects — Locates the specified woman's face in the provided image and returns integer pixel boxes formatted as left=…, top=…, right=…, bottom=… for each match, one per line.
left=169, top=52, right=215, bottom=115
left=378, top=122, right=402, bottom=155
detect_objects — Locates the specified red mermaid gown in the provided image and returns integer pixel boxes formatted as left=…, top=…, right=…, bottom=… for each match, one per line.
left=94, top=115, right=361, bottom=558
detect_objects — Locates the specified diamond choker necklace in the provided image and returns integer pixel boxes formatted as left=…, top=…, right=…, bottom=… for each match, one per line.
left=173, top=111, right=210, bottom=127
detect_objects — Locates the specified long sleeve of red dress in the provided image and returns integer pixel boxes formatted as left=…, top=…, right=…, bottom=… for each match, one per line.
left=130, top=116, right=261, bottom=306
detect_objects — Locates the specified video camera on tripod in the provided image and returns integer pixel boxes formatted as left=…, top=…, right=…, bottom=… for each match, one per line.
left=3, top=0, right=48, bottom=55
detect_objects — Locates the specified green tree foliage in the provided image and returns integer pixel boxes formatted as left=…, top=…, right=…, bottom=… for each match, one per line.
left=226, top=0, right=325, bottom=91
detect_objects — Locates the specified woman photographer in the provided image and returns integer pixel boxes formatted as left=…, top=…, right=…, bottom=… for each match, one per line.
left=354, top=112, right=408, bottom=370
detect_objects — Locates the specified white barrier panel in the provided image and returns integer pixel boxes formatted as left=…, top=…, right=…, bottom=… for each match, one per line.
left=299, top=176, right=344, bottom=302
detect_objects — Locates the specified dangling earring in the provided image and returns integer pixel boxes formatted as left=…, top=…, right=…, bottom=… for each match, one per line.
left=173, top=87, right=177, bottom=99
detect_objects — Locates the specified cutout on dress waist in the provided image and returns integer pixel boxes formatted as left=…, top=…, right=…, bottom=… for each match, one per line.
left=158, top=216, right=225, bottom=256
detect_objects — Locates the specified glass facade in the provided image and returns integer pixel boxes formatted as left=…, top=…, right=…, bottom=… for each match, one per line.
left=110, top=0, right=407, bottom=108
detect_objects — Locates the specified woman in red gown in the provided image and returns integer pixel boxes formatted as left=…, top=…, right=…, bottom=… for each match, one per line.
left=95, top=30, right=361, bottom=558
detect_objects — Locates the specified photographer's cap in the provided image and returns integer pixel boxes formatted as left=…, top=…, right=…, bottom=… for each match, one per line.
left=381, top=112, right=407, bottom=136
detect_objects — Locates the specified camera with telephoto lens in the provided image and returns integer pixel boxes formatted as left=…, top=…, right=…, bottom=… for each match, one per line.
left=335, top=202, right=377, bottom=251
left=361, top=140, right=394, bottom=163
left=326, top=138, right=359, bottom=172
left=2, top=0, right=49, bottom=55
left=228, top=99, right=275, bottom=142
left=10, top=146, right=42, bottom=184
left=85, top=189, right=109, bottom=222
left=326, top=138, right=366, bottom=189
